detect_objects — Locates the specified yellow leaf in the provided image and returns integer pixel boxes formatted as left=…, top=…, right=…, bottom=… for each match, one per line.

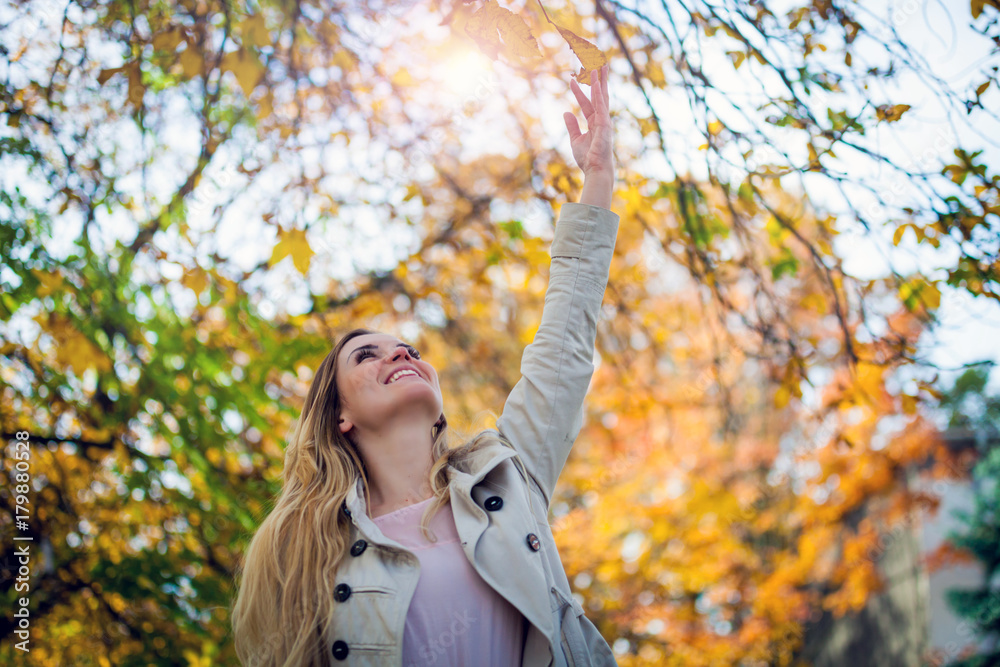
left=922, top=281, right=941, bottom=309
left=892, top=223, right=910, bottom=246
left=403, top=184, right=421, bottom=202
left=495, top=5, right=542, bottom=61
left=807, top=142, right=821, bottom=170
left=465, top=1, right=540, bottom=62
left=32, top=269, right=63, bottom=297
left=898, top=278, right=940, bottom=311
left=520, top=321, right=539, bottom=345
left=553, top=25, right=607, bottom=83
left=240, top=13, right=270, bottom=49
left=707, top=120, right=723, bottom=135
left=221, top=47, right=263, bottom=97
left=182, top=268, right=209, bottom=296
left=255, top=92, right=273, bottom=122
left=331, top=49, right=357, bottom=72
left=33, top=313, right=112, bottom=374
left=392, top=67, right=415, bottom=87
left=152, top=27, right=183, bottom=52
left=465, top=1, right=503, bottom=60
left=727, top=51, right=746, bottom=70
left=269, top=228, right=313, bottom=275
left=875, top=104, right=911, bottom=122
left=971, top=0, right=985, bottom=18
left=774, top=384, right=791, bottom=408
left=647, top=61, right=666, bottom=87
left=801, top=293, right=827, bottom=312
left=180, top=45, right=203, bottom=79
left=637, top=116, right=658, bottom=137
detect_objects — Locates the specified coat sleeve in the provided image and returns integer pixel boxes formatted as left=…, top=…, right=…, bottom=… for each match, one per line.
left=496, top=202, right=620, bottom=509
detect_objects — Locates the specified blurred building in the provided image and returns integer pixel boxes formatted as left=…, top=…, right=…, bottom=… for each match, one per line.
left=798, top=428, right=993, bottom=667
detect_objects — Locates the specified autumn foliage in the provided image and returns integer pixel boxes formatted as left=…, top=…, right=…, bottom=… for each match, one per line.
left=1, top=0, right=998, bottom=665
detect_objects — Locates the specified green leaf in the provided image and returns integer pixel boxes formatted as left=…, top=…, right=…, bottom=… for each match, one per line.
left=771, top=249, right=799, bottom=280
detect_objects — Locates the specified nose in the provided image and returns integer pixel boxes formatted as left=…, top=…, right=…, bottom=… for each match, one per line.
left=389, top=348, right=411, bottom=363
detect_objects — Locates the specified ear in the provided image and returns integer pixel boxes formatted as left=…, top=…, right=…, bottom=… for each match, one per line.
left=339, top=417, right=353, bottom=434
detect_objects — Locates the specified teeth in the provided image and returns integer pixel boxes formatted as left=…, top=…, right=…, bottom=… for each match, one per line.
left=388, top=369, right=418, bottom=384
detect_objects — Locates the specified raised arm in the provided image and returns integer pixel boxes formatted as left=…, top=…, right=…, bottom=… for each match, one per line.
left=497, top=66, right=618, bottom=509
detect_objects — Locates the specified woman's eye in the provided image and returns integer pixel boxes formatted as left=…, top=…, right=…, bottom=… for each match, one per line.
left=408, top=347, right=421, bottom=359
left=356, top=350, right=375, bottom=361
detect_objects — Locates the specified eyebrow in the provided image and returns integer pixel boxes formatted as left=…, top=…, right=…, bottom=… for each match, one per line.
left=349, top=342, right=415, bottom=363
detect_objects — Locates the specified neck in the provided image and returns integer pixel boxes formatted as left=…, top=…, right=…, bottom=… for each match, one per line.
left=355, top=420, right=437, bottom=518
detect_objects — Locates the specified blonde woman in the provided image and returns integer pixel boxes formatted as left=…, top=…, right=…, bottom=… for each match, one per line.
left=232, top=64, right=620, bottom=667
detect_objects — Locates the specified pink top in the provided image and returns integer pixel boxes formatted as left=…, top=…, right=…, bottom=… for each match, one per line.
left=372, top=496, right=526, bottom=666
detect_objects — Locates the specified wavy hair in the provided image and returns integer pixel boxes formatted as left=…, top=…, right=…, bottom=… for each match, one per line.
left=230, top=327, right=512, bottom=666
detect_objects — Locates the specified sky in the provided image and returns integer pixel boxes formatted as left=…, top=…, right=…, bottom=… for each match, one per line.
left=861, top=0, right=1000, bottom=396
left=3, top=0, right=997, bottom=401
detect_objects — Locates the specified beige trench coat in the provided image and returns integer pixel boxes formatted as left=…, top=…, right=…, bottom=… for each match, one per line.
left=332, top=203, right=621, bottom=666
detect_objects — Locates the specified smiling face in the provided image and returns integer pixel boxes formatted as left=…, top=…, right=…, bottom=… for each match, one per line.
left=334, top=332, right=443, bottom=439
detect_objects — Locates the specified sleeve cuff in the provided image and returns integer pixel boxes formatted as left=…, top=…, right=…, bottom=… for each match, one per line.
left=551, top=203, right=620, bottom=259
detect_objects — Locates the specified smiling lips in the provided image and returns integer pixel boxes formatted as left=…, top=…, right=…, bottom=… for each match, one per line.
left=385, top=368, right=421, bottom=384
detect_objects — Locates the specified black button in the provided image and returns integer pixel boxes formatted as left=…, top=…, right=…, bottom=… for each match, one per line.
left=350, top=539, right=367, bottom=557
left=334, top=583, right=352, bottom=602
left=331, top=640, right=349, bottom=660
left=526, top=533, right=541, bottom=551
left=341, top=502, right=351, bottom=519
left=484, top=495, right=503, bottom=511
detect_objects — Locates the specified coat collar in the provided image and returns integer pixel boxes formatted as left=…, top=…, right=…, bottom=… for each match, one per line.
left=341, top=439, right=520, bottom=530
left=445, top=439, right=519, bottom=487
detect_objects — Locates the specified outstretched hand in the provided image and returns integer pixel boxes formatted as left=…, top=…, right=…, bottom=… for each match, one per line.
left=563, top=65, right=614, bottom=180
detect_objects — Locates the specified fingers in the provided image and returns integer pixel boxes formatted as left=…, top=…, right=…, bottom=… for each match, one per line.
left=570, top=78, right=593, bottom=118
left=589, top=65, right=610, bottom=117
left=588, top=68, right=604, bottom=117
left=602, top=64, right=609, bottom=109
left=563, top=111, right=582, bottom=142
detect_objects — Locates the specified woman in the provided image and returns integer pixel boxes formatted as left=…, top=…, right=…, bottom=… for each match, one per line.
left=232, top=64, right=620, bottom=667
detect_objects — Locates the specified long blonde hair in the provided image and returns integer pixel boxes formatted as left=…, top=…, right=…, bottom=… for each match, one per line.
left=230, top=327, right=510, bottom=666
